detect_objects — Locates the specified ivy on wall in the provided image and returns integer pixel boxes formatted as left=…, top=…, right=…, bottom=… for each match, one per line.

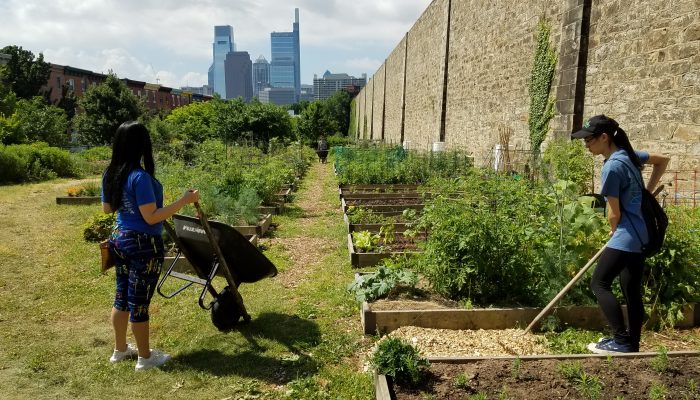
left=348, top=98, right=357, bottom=137
left=528, top=18, right=558, bottom=161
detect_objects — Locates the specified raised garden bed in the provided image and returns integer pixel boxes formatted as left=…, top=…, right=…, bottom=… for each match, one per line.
left=376, top=352, right=700, bottom=399
left=258, top=202, right=284, bottom=215
left=231, top=213, right=272, bottom=237
left=341, top=192, right=423, bottom=201
left=347, top=233, right=423, bottom=268
left=339, top=184, right=420, bottom=194
left=344, top=213, right=413, bottom=234
left=55, top=196, right=101, bottom=205
left=361, top=301, right=700, bottom=335
left=342, top=198, right=424, bottom=213
left=273, top=187, right=292, bottom=203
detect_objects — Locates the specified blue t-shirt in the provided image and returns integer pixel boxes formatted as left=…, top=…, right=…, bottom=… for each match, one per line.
left=600, top=149, right=649, bottom=253
left=102, top=168, right=164, bottom=236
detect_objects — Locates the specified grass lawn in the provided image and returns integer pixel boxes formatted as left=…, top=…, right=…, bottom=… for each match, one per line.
left=0, top=161, right=373, bottom=399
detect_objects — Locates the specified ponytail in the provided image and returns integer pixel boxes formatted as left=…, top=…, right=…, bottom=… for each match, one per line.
left=610, top=126, right=642, bottom=169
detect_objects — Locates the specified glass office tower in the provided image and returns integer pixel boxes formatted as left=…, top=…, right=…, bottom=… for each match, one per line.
left=208, top=25, right=235, bottom=98
left=270, top=8, right=300, bottom=102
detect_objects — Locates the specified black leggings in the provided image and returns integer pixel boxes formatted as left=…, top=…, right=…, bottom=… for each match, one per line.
left=590, top=247, right=645, bottom=347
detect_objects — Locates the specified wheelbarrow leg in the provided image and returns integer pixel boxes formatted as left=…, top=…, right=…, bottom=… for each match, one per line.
left=194, top=203, right=251, bottom=322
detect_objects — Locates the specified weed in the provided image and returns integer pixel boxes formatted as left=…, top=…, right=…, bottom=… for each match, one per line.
left=648, top=382, right=668, bottom=400
left=511, top=357, right=522, bottom=379
left=651, top=346, right=669, bottom=373
left=468, top=394, right=488, bottom=400
left=546, top=328, right=602, bottom=354
left=558, top=360, right=584, bottom=381
left=498, top=385, right=511, bottom=400
left=576, top=372, right=603, bottom=400
left=453, top=373, right=470, bottom=390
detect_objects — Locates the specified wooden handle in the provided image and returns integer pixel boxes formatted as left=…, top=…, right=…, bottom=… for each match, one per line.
left=523, top=245, right=606, bottom=334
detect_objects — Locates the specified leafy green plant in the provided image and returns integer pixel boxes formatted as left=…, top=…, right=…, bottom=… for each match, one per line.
left=576, top=372, right=603, bottom=400
left=82, top=212, right=116, bottom=242
left=347, top=206, right=389, bottom=224
left=347, top=266, right=417, bottom=303
left=650, top=346, right=669, bottom=373
left=543, top=138, right=594, bottom=195
left=453, top=372, right=470, bottom=389
left=370, top=336, right=429, bottom=387
left=546, top=328, right=601, bottom=354
left=644, top=206, right=700, bottom=328
left=511, top=357, right=522, bottom=379
left=648, top=383, right=668, bottom=400
left=558, top=360, right=584, bottom=381
left=352, top=230, right=380, bottom=252
left=528, top=17, right=557, bottom=162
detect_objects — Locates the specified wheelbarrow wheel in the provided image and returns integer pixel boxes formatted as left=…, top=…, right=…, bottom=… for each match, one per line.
left=210, top=286, right=243, bottom=332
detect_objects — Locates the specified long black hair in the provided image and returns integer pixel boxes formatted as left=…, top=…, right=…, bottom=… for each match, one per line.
left=603, top=116, right=642, bottom=169
left=103, top=121, right=155, bottom=210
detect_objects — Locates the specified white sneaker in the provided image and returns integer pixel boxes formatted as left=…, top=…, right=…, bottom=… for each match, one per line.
left=135, top=349, right=171, bottom=371
left=109, top=343, right=138, bottom=363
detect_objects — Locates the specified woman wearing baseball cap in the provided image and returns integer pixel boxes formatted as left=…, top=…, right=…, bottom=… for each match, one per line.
left=571, top=115, right=669, bottom=354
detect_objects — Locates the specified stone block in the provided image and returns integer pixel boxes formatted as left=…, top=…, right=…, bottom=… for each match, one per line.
left=672, top=125, right=700, bottom=142
left=683, top=24, right=700, bottom=41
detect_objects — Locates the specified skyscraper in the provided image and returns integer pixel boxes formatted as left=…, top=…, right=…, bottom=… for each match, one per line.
left=208, top=25, right=235, bottom=98
left=253, top=55, right=270, bottom=98
left=225, top=51, right=253, bottom=102
left=270, top=8, right=300, bottom=102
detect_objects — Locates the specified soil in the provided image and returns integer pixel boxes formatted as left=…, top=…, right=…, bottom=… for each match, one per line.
left=379, top=234, right=425, bottom=252
left=391, top=356, right=700, bottom=399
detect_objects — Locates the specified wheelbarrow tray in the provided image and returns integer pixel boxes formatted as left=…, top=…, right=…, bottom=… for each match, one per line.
left=172, top=214, right=277, bottom=284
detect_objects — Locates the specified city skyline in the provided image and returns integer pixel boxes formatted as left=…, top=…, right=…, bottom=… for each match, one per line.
left=0, top=0, right=432, bottom=89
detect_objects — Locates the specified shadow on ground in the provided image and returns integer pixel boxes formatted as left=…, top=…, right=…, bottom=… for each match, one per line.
left=170, top=312, right=321, bottom=384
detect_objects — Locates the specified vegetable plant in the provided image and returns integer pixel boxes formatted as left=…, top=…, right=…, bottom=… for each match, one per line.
left=370, top=337, right=429, bottom=387
left=347, top=266, right=417, bottom=303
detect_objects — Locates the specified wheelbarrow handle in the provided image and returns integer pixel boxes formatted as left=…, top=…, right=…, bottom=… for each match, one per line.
left=193, top=202, right=250, bottom=321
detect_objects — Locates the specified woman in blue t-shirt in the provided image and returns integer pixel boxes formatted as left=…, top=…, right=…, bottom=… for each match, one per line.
left=101, top=121, right=199, bottom=370
left=572, top=115, right=669, bottom=354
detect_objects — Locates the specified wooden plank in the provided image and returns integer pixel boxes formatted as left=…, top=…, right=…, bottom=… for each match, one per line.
left=362, top=303, right=699, bottom=334
left=342, top=192, right=423, bottom=201
left=344, top=203, right=424, bottom=213
left=374, top=373, right=394, bottom=400
left=429, top=351, right=700, bottom=363
left=55, top=196, right=101, bottom=205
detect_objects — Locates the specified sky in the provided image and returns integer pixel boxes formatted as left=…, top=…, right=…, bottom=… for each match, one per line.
left=0, top=0, right=433, bottom=89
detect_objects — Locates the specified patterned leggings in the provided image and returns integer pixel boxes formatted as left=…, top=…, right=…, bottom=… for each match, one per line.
left=110, top=228, right=164, bottom=323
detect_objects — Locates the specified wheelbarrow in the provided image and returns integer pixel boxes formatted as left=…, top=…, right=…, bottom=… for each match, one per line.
left=157, top=203, right=277, bottom=331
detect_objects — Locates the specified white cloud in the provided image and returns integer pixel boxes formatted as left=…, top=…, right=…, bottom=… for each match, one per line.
left=0, top=0, right=432, bottom=87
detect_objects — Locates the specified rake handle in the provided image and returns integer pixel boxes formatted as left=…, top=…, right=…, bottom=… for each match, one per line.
left=523, top=245, right=607, bottom=334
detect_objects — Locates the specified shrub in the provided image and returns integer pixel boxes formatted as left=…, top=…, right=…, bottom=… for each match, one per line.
left=82, top=212, right=116, bottom=242
left=543, top=138, right=594, bottom=195
left=370, top=337, right=429, bottom=387
left=644, top=206, right=700, bottom=327
left=0, top=142, right=79, bottom=184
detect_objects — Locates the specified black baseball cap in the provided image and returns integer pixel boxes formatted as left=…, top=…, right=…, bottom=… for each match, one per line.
left=571, top=115, right=619, bottom=139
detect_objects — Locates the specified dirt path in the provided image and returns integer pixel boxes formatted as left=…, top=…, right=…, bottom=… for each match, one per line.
left=262, top=161, right=342, bottom=289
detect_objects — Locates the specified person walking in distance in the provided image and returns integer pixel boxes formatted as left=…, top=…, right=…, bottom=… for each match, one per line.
left=102, top=121, right=199, bottom=370
left=317, top=135, right=329, bottom=163
left=571, top=115, right=669, bottom=354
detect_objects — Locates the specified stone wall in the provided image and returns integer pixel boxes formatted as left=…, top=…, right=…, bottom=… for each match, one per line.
left=383, top=35, right=407, bottom=145
left=585, top=0, right=700, bottom=171
left=356, top=0, right=699, bottom=172
left=372, top=63, right=386, bottom=141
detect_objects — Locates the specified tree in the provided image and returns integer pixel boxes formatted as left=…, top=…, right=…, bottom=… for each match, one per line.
left=3, top=96, right=69, bottom=146
left=165, top=100, right=216, bottom=143
left=289, top=100, right=310, bottom=115
left=324, top=90, right=352, bottom=136
left=0, top=45, right=51, bottom=99
left=296, top=101, right=337, bottom=144
left=246, top=100, right=292, bottom=143
left=0, top=65, right=17, bottom=117
left=54, top=84, right=77, bottom=121
left=74, top=74, right=146, bottom=145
